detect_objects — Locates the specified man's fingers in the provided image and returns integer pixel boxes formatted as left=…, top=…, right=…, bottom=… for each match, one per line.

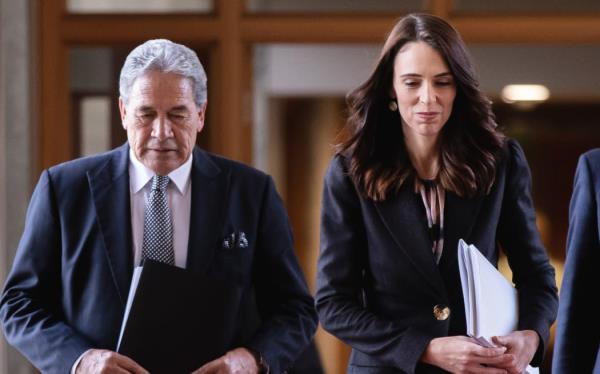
left=110, top=368, right=134, bottom=374
left=192, top=358, right=223, bottom=374
left=113, top=353, right=150, bottom=374
left=77, top=349, right=149, bottom=374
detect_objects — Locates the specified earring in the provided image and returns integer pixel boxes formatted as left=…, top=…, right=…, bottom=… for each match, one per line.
left=388, top=100, right=398, bottom=112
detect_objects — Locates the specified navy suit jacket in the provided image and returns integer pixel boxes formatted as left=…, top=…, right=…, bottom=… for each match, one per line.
left=0, top=144, right=317, bottom=374
left=553, top=149, right=600, bottom=374
left=316, top=139, right=558, bottom=374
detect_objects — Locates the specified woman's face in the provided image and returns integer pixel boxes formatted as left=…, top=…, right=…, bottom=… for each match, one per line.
left=392, top=41, right=457, bottom=140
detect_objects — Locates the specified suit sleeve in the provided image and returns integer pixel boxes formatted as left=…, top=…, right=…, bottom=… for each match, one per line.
left=315, top=156, right=435, bottom=374
left=0, top=170, right=92, bottom=374
left=496, top=140, right=559, bottom=366
left=245, top=176, right=318, bottom=374
left=552, top=152, right=600, bottom=373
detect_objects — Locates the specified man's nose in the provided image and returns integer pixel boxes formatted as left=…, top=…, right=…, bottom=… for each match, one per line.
left=151, top=116, right=174, bottom=140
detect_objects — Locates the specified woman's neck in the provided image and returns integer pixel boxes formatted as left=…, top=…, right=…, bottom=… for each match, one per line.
left=404, top=133, right=441, bottom=180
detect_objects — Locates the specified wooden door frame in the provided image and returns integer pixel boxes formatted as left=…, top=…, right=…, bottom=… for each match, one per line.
left=38, top=0, right=600, bottom=172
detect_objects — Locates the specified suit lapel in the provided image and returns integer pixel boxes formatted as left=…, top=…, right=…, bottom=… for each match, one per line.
left=439, top=191, right=483, bottom=269
left=185, top=148, right=229, bottom=274
left=88, top=144, right=133, bottom=306
left=374, top=183, right=445, bottom=298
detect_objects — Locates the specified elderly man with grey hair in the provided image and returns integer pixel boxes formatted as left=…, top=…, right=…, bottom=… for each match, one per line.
left=0, top=39, right=318, bottom=374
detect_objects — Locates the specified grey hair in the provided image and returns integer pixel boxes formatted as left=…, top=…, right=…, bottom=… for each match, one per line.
left=119, top=39, right=207, bottom=106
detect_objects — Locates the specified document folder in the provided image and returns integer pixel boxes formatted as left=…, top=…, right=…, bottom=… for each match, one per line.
left=458, top=239, right=538, bottom=374
left=117, top=259, right=243, bottom=374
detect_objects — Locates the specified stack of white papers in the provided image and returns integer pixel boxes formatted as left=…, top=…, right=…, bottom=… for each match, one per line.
left=458, top=239, right=538, bottom=374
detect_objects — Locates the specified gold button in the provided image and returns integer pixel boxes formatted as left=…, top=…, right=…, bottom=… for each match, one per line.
left=433, top=304, right=450, bottom=321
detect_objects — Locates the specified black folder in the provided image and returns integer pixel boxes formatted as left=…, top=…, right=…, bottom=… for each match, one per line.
left=117, top=260, right=243, bottom=374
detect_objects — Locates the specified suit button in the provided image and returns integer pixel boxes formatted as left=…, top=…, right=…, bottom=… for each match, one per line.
left=433, top=304, right=450, bottom=320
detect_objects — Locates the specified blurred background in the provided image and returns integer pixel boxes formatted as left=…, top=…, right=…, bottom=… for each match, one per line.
left=2, top=0, right=600, bottom=373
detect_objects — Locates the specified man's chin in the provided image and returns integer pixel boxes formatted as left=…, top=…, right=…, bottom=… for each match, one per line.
left=142, top=158, right=181, bottom=176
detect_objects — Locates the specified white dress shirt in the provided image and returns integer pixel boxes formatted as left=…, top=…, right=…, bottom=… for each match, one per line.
left=128, top=149, right=192, bottom=269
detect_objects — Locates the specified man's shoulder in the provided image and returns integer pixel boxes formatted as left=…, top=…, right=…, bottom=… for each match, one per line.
left=47, top=146, right=125, bottom=180
left=576, top=149, right=600, bottom=187
left=199, top=149, right=269, bottom=182
left=582, top=148, right=600, bottom=167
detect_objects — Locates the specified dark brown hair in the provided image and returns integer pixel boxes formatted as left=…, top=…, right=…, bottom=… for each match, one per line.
left=338, top=13, right=504, bottom=201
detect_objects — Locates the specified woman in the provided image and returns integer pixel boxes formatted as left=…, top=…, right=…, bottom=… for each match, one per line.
left=315, top=13, right=558, bottom=374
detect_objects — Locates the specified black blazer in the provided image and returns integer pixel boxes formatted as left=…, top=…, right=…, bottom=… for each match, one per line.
left=552, top=149, right=600, bottom=374
left=0, top=144, right=317, bottom=374
left=316, top=139, right=558, bottom=374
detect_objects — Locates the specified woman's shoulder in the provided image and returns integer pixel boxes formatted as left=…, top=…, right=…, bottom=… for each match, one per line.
left=324, top=153, right=360, bottom=193
left=494, top=137, right=533, bottom=189
left=327, top=153, right=351, bottom=176
left=499, top=137, right=528, bottom=169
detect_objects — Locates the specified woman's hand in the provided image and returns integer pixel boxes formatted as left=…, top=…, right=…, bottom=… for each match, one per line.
left=491, top=330, right=539, bottom=374
left=421, top=336, right=512, bottom=373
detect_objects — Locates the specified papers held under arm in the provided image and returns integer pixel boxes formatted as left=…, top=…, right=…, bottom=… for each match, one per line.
left=458, top=239, right=538, bottom=374
left=117, top=259, right=243, bottom=374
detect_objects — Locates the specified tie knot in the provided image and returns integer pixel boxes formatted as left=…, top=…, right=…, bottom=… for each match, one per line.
left=151, top=175, right=170, bottom=191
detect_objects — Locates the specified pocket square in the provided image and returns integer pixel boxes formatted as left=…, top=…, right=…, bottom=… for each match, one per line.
left=222, top=231, right=249, bottom=249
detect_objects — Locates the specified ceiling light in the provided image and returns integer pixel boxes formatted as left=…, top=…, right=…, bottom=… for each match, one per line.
left=501, top=84, right=550, bottom=103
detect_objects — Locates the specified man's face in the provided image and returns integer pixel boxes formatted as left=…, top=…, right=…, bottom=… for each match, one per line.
left=119, top=71, right=206, bottom=176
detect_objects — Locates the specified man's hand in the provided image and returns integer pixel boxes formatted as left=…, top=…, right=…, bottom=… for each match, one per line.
left=491, top=330, right=540, bottom=374
left=421, top=336, right=512, bottom=373
left=192, top=348, right=259, bottom=374
left=76, top=349, right=149, bottom=374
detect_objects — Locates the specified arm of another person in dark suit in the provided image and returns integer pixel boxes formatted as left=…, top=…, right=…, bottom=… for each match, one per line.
left=0, top=170, right=93, bottom=374
left=496, top=139, right=559, bottom=367
left=315, top=156, right=437, bottom=374
left=552, top=151, right=600, bottom=373
left=244, top=176, right=318, bottom=374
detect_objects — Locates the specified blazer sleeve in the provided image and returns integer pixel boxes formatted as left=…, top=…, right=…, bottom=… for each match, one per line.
left=315, top=156, right=436, bottom=374
left=552, top=151, right=600, bottom=373
left=496, top=140, right=559, bottom=366
left=0, top=170, right=92, bottom=374
left=245, top=176, right=318, bottom=374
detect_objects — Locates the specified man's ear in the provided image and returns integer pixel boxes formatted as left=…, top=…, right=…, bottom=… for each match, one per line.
left=196, top=101, right=207, bottom=133
left=118, top=97, right=127, bottom=129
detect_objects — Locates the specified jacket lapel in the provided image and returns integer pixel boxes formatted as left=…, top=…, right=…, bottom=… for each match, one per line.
left=88, top=143, right=133, bottom=306
left=439, top=191, right=483, bottom=269
left=374, top=183, right=445, bottom=298
left=185, top=148, right=229, bottom=274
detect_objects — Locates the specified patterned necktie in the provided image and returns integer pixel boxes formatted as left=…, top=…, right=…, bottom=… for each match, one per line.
left=142, top=175, right=175, bottom=266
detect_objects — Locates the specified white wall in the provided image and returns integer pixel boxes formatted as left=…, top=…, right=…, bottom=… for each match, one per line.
left=0, top=0, right=35, bottom=373
left=255, top=43, right=600, bottom=100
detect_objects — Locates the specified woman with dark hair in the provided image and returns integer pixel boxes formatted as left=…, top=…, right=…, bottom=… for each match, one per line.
left=315, top=13, right=558, bottom=374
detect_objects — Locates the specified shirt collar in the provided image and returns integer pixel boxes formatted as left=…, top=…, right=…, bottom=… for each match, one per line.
left=129, top=148, right=193, bottom=195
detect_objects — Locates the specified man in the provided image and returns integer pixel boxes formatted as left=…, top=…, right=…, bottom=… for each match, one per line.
left=0, top=39, right=317, bottom=374
left=552, top=149, right=600, bottom=373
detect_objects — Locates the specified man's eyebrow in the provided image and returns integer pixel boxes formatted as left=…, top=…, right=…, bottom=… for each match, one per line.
left=136, top=106, right=155, bottom=112
left=169, top=106, right=190, bottom=112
